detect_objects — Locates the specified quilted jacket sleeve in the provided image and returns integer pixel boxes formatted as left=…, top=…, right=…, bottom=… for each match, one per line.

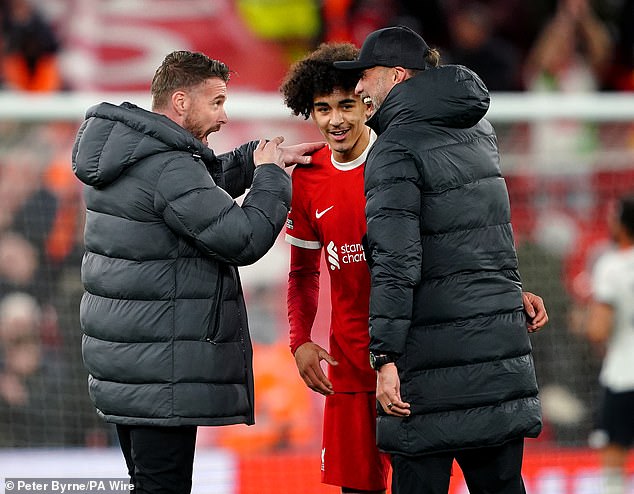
left=157, top=155, right=291, bottom=266
left=214, top=141, right=257, bottom=199
left=365, top=139, right=422, bottom=356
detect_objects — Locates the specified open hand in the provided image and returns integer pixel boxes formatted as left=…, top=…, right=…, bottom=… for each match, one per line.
left=294, top=342, right=338, bottom=396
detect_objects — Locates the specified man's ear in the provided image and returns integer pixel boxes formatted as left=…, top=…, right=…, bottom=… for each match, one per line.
left=171, top=90, right=188, bottom=116
left=393, top=66, right=409, bottom=83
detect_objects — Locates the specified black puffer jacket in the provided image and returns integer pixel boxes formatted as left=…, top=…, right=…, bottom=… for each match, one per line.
left=72, top=102, right=291, bottom=426
left=364, top=66, right=542, bottom=455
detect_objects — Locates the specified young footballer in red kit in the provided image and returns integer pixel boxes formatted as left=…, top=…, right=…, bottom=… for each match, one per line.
left=281, top=42, right=548, bottom=494
left=282, top=43, right=389, bottom=494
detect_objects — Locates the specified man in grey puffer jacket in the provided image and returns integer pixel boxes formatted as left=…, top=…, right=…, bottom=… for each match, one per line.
left=336, top=27, right=543, bottom=493
left=72, top=50, right=322, bottom=494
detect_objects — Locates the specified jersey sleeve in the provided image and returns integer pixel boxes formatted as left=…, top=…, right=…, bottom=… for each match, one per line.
left=285, top=169, right=321, bottom=249
left=287, top=244, right=321, bottom=354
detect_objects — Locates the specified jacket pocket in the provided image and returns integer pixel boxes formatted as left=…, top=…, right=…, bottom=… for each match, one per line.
left=203, top=266, right=224, bottom=343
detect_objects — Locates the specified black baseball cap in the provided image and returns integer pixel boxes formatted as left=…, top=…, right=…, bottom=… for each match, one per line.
left=333, top=25, right=430, bottom=71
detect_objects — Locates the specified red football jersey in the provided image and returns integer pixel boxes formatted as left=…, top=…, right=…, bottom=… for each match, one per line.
left=286, top=141, right=375, bottom=392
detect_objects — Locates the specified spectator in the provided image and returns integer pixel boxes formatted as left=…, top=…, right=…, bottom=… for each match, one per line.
left=0, top=292, right=41, bottom=409
left=0, top=292, right=66, bottom=446
left=443, top=2, right=523, bottom=91
left=0, top=152, right=59, bottom=303
left=522, top=0, right=613, bottom=172
left=0, top=232, right=39, bottom=300
left=2, top=0, right=62, bottom=91
left=319, top=0, right=399, bottom=47
left=320, top=0, right=449, bottom=51
left=0, top=154, right=58, bottom=259
left=389, top=0, right=449, bottom=49
left=523, top=0, right=612, bottom=92
left=606, top=0, right=634, bottom=91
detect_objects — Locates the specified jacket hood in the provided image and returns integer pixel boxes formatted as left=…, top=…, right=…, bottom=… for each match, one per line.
left=72, top=102, right=216, bottom=187
left=366, top=64, right=490, bottom=135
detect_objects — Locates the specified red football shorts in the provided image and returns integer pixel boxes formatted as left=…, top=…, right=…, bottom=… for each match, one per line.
left=322, top=391, right=391, bottom=490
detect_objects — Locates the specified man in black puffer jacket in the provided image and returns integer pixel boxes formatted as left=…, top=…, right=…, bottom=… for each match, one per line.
left=72, top=50, right=322, bottom=494
left=335, top=27, right=543, bottom=493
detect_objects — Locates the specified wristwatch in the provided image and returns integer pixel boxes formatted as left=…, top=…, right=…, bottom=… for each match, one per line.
left=369, top=352, right=395, bottom=371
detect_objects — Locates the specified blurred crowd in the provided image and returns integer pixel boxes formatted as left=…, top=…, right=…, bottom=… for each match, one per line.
left=1, top=0, right=633, bottom=93
left=0, top=120, right=111, bottom=447
left=0, top=0, right=634, bottom=452
left=319, top=0, right=634, bottom=92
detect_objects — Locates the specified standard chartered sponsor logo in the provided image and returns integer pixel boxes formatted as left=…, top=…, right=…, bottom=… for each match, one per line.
left=327, top=241, right=365, bottom=270
left=327, top=241, right=340, bottom=270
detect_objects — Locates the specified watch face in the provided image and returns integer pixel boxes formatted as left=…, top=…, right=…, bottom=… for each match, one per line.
left=370, top=353, right=393, bottom=370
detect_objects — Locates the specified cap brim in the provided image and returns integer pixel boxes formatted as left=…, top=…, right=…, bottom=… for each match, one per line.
left=333, top=60, right=375, bottom=70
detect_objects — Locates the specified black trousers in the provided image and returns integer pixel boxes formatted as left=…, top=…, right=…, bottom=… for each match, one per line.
left=391, top=438, right=526, bottom=494
left=116, top=424, right=198, bottom=494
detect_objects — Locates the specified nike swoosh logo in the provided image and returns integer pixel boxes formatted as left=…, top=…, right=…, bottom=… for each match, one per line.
left=315, top=206, right=334, bottom=219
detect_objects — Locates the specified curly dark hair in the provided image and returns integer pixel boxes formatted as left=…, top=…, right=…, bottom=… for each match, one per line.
left=281, top=42, right=361, bottom=120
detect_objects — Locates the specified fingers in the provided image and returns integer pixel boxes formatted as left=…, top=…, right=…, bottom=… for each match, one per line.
left=285, top=150, right=312, bottom=166
left=301, top=366, right=333, bottom=396
left=527, top=310, right=549, bottom=332
left=319, top=349, right=339, bottom=367
left=260, top=136, right=284, bottom=156
left=522, top=292, right=536, bottom=318
left=380, top=397, right=410, bottom=416
left=279, top=141, right=326, bottom=167
left=295, top=343, right=335, bottom=396
left=306, top=140, right=326, bottom=149
left=300, top=141, right=326, bottom=162
left=523, top=292, right=549, bottom=333
left=294, top=141, right=325, bottom=154
left=376, top=383, right=410, bottom=415
left=254, top=137, right=284, bottom=168
left=376, top=363, right=409, bottom=415
left=310, top=354, right=335, bottom=395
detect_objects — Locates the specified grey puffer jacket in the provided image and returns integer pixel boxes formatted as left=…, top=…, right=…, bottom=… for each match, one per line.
left=72, top=102, right=291, bottom=426
left=364, top=66, right=542, bottom=455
